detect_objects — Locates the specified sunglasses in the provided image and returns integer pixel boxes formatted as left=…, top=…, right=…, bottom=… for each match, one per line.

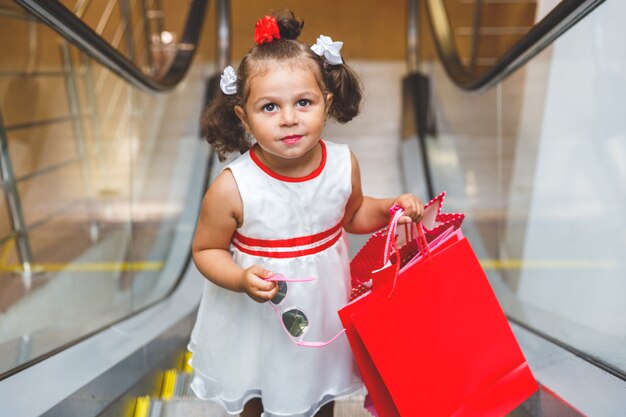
left=267, top=275, right=345, bottom=348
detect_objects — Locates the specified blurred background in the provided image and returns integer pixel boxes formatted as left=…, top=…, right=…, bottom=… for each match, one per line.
left=0, top=0, right=624, bottom=416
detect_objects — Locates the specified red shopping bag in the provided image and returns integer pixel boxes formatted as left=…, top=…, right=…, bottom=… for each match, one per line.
left=339, top=210, right=537, bottom=417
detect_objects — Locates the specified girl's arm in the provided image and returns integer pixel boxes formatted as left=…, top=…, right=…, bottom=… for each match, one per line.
left=342, top=152, right=423, bottom=234
left=192, top=169, right=278, bottom=302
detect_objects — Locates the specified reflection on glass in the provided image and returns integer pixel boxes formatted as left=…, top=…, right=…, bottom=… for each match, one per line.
left=439, top=0, right=537, bottom=77
left=0, top=5, right=205, bottom=376
left=54, top=0, right=188, bottom=76
left=425, top=1, right=626, bottom=376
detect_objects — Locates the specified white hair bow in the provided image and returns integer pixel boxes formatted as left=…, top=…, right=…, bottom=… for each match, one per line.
left=220, top=65, right=237, bottom=95
left=311, top=35, right=343, bottom=65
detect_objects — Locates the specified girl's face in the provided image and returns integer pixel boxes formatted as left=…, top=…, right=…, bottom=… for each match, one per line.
left=235, top=63, right=332, bottom=166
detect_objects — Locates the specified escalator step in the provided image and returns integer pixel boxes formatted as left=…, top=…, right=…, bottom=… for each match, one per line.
left=147, top=400, right=163, bottom=417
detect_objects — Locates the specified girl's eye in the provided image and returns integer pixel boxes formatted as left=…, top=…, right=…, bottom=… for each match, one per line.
left=262, top=103, right=277, bottom=112
left=296, top=99, right=310, bottom=108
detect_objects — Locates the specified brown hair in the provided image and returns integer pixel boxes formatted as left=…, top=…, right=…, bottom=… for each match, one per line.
left=200, top=10, right=363, bottom=161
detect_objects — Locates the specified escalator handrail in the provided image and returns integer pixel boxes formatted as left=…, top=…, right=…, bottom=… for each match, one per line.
left=424, top=0, right=606, bottom=91
left=13, top=0, right=209, bottom=92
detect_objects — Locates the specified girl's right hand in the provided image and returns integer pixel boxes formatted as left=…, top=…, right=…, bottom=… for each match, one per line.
left=241, top=265, right=279, bottom=303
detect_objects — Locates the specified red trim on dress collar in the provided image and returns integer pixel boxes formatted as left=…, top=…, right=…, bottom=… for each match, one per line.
left=250, top=140, right=327, bottom=183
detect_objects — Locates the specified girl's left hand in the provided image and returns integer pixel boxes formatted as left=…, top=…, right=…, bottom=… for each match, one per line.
left=393, top=193, right=424, bottom=224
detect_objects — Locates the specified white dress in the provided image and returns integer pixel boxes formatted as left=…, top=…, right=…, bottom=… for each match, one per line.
left=188, top=140, right=363, bottom=416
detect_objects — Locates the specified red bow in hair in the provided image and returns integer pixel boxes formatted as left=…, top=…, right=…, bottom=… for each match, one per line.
left=254, top=16, right=281, bottom=45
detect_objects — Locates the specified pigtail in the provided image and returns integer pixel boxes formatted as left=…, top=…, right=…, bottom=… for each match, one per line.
left=200, top=92, right=250, bottom=162
left=325, top=62, right=363, bottom=123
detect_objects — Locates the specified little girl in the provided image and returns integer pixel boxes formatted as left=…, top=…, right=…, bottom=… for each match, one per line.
left=188, top=11, right=423, bottom=417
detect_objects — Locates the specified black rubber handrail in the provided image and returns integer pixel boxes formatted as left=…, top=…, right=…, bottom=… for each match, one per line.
left=424, top=0, right=606, bottom=91
left=13, top=0, right=209, bottom=92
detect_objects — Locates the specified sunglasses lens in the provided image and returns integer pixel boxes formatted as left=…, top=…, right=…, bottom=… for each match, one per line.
left=271, top=281, right=287, bottom=305
left=282, top=309, right=309, bottom=337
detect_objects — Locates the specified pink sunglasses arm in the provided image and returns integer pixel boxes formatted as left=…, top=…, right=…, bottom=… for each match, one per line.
left=266, top=274, right=316, bottom=282
left=296, top=329, right=346, bottom=348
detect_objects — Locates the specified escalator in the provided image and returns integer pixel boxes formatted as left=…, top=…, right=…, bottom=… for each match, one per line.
left=0, top=0, right=213, bottom=414
left=1, top=0, right=625, bottom=416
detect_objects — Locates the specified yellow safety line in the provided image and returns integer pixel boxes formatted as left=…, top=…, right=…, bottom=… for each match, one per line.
left=0, top=261, right=163, bottom=273
left=161, top=369, right=177, bottom=400
left=480, top=259, right=618, bottom=270
left=133, top=395, right=151, bottom=417
left=0, top=259, right=618, bottom=274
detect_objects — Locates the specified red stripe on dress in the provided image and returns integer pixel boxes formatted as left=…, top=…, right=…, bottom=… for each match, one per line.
left=233, top=222, right=342, bottom=248
left=250, top=140, right=327, bottom=183
left=232, top=229, right=343, bottom=258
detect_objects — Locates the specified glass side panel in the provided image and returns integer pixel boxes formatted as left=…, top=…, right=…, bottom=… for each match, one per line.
left=498, top=0, right=626, bottom=374
left=0, top=191, right=11, bottom=243
left=424, top=0, right=626, bottom=375
left=441, top=0, right=538, bottom=77
left=0, top=2, right=209, bottom=376
left=0, top=10, right=65, bottom=73
left=55, top=0, right=189, bottom=75
left=7, top=121, right=80, bottom=179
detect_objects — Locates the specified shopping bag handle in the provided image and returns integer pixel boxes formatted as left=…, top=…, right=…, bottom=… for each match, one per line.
left=383, top=205, right=431, bottom=297
left=384, top=205, right=430, bottom=265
